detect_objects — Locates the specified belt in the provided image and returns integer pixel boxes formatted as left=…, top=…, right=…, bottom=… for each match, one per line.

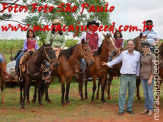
left=122, top=74, right=136, bottom=76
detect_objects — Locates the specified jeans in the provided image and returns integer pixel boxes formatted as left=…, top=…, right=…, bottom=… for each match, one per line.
left=0, top=54, right=4, bottom=63
left=119, top=74, right=136, bottom=112
left=81, top=58, right=85, bottom=72
left=16, top=52, right=24, bottom=66
left=141, top=79, right=154, bottom=111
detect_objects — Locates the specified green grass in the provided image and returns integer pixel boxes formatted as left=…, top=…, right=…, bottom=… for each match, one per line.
left=0, top=78, right=162, bottom=121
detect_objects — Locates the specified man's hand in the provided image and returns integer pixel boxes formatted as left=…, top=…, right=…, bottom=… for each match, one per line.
left=148, top=79, right=152, bottom=85
left=101, top=62, right=107, bottom=66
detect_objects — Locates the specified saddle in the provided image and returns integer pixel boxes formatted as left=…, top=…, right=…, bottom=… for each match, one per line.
left=19, top=49, right=36, bottom=73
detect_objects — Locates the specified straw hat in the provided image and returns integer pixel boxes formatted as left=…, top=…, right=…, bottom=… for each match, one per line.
left=52, top=19, right=63, bottom=25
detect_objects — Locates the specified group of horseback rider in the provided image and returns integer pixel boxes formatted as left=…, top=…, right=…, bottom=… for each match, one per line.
left=1, top=19, right=160, bottom=116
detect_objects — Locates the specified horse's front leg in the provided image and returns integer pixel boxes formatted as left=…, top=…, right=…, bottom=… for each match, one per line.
left=45, top=82, right=52, bottom=103
left=26, top=81, right=31, bottom=103
left=84, top=79, right=88, bottom=100
left=1, top=76, right=5, bottom=104
left=78, top=74, right=84, bottom=100
left=101, top=75, right=107, bottom=103
left=60, top=76, right=66, bottom=107
left=107, top=76, right=113, bottom=100
left=19, top=78, right=24, bottom=103
left=21, top=76, right=30, bottom=109
left=136, top=78, right=141, bottom=100
left=37, top=81, right=44, bottom=108
left=96, top=79, right=101, bottom=100
left=91, top=76, right=97, bottom=103
left=65, top=77, right=72, bottom=104
left=32, top=83, right=37, bottom=103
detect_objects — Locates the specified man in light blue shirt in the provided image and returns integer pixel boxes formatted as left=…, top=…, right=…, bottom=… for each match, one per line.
left=102, top=40, right=140, bottom=115
left=142, top=20, right=159, bottom=53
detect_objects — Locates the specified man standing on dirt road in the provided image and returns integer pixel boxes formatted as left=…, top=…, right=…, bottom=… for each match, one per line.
left=102, top=40, right=140, bottom=116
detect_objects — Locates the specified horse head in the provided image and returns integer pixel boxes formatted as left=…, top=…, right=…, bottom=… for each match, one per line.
left=79, top=39, right=95, bottom=66
left=102, top=33, right=117, bottom=57
left=134, top=33, right=148, bottom=52
left=41, top=44, right=59, bottom=68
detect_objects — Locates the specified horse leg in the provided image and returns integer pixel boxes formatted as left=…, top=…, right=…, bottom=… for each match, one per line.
left=45, top=82, right=52, bottom=103
left=26, top=81, right=31, bottom=103
left=136, top=78, right=141, bottom=100
left=107, top=76, right=113, bottom=100
left=1, top=76, right=5, bottom=104
left=96, top=79, right=100, bottom=100
left=37, top=81, right=44, bottom=108
left=78, top=75, right=84, bottom=100
left=91, top=76, right=97, bottom=103
left=65, top=78, right=71, bottom=104
left=85, top=80, right=88, bottom=99
left=19, top=78, right=24, bottom=103
left=32, top=83, right=37, bottom=103
left=101, top=76, right=107, bottom=103
left=21, top=76, right=30, bottom=109
left=60, top=76, right=66, bottom=106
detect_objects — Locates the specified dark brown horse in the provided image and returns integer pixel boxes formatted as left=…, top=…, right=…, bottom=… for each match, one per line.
left=19, top=44, right=59, bottom=109
left=0, top=53, right=10, bottom=103
left=96, top=34, right=147, bottom=100
left=78, top=33, right=117, bottom=103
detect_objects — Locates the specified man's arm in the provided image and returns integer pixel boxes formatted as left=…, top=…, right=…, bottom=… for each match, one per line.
left=98, top=32, right=104, bottom=47
left=106, top=53, right=123, bottom=67
left=23, top=39, right=27, bottom=51
left=136, top=53, right=140, bottom=76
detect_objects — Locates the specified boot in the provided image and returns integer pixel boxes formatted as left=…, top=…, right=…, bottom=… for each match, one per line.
left=15, top=66, right=19, bottom=75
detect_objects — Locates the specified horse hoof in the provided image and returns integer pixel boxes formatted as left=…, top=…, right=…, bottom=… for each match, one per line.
left=84, top=97, right=88, bottom=100
left=20, top=108, right=25, bottom=111
left=32, top=99, right=36, bottom=103
left=47, top=100, right=52, bottom=103
left=39, top=104, right=44, bottom=108
left=81, top=98, right=84, bottom=101
left=96, top=97, right=99, bottom=100
left=108, top=97, right=111, bottom=100
left=26, top=100, right=30, bottom=104
left=138, top=98, right=141, bottom=101
left=62, top=104, right=67, bottom=108
left=66, top=101, right=70, bottom=104
left=91, top=101, right=95, bottom=104
left=2, top=101, right=5, bottom=104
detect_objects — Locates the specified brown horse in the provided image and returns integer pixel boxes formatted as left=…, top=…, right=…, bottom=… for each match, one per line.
left=57, top=40, right=94, bottom=106
left=0, top=53, right=10, bottom=103
left=78, top=33, right=117, bottom=103
left=20, top=44, right=59, bottom=109
left=96, top=34, right=147, bottom=100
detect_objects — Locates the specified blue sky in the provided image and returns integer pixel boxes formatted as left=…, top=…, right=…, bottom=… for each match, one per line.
left=0, top=0, right=162, bottom=40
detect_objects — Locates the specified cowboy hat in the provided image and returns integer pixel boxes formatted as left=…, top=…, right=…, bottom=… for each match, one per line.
left=52, top=19, right=63, bottom=25
left=87, top=20, right=100, bottom=27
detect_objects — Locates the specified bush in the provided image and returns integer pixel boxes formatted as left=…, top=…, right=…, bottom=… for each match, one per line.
left=65, top=39, right=78, bottom=48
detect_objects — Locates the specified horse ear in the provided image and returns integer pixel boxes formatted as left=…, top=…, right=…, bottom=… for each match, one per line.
left=143, top=34, right=148, bottom=39
left=50, top=39, right=53, bottom=46
left=81, top=39, right=85, bottom=44
left=102, top=33, right=106, bottom=38
left=139, top=33, right=143, bottom=39
left=42, top=42, right=45, bottom=45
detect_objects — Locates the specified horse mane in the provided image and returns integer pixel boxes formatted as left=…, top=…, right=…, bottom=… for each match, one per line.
left=94, top=34, right=111, bottom=56
left=59, top=45, right=77, bottom=59
left=94, top=42, right=103, bottom=56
